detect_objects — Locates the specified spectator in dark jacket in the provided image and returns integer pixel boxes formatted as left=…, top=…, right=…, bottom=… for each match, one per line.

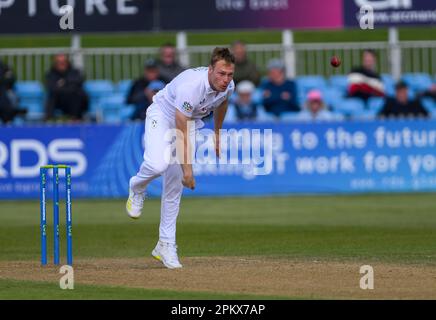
left=0, top=60, right=27, bottom=124
left=156, top=43, right=185, bottom=84
left=348, top=49, right=385, bottom=103
left=45, top=54, right=89, bottom=121
left=261, top=59, right=299, bottom=117
left=419, top=83, right=436, bottom=101
left=231, top=41, right=261, bottom=86
left=378, top=81, right=428, bottom=119
left=127, top=59, right=166, bottom=120
left=234, top=80, right=257, bottom=121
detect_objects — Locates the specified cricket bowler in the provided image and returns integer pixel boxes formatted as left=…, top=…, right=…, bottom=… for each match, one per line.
left=126, top=48, right=235, bottom=269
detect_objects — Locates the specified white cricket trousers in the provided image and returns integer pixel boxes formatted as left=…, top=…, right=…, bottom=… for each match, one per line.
left=129, top=103, right=192, bottom=244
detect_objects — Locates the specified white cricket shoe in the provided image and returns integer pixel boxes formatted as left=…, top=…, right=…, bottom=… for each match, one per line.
left=152, top=241, right=183, bottom=269
left=126, top=188, right=145, bottom=219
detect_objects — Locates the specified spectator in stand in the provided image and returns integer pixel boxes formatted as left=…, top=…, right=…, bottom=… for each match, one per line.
left=231, top=40, right=261, bottom=86
left=296, top=90, right=335, bottom=122
left=378, top=81, right=428, bottom=119
left=419, top=83, right=436, bottom=101
left=234, top=80, right=257, bottom=121
left=127, top=59, right=166, bottom=120
left=45, top=54, right=89, bottom=121
left=261, top=59, right=299, bottom=117
left=348, top=49, right=384, bottom=103
left=0, top=60, right=27, bottom=124
left=156, top=43, right=185, bottom=84
left=135, top=80, right=165, bottom=120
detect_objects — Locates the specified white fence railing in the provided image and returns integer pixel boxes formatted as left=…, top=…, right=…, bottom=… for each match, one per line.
left=1, top=41, right=435, bottom=82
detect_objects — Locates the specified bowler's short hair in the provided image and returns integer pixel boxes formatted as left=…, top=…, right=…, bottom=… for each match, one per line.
left=210, top=47, right=235, bottom=67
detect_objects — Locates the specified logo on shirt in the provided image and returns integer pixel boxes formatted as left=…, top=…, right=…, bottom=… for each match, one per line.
left=182, top=101, right=193, bottom=113
left=151, top=119, right=158, bottom=128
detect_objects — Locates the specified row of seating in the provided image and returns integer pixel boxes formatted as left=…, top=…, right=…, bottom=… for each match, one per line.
left=12, top=73, right=436, bottom=123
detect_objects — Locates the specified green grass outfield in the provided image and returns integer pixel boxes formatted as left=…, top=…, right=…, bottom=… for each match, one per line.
left=0, top=193, right=435, bottom=299
left=0, top=279, right=290, bottom=300
left=0, top=27, right=435, bottom=48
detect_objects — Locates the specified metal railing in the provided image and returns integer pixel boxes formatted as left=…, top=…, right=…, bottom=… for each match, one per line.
left=1, top=41, right=435, bottom=82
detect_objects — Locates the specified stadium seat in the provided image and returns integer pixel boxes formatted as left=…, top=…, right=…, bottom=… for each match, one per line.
left=332, top=98, right=365, bottom=117
left=98, top=94, right=132, bottom=123
left=117, top=80, right=133, bottom=95
left=15, top=81, right=44, bottom=99
left=14, top=81, right=45, bottom=120
left=296, top=75, right=327, bottom=90
left=402, top=73, right=433, bottom=92
left=224, top=104, right=238, bottom=123
left=421, top=97, right=436, bottom=112
left=381, top=74, right=396, bottom=97
left=296, top=75, right=328, bottom=106
left=280, top=112, right=300, bottom=122
left=256, top=105, right=277, bottom=122
left=367, top=97, right=385, bottom=113
left=353, top=109, right=378, bottom=120
left=120, top=105, right=135, bottom=121
left=252, top=88, right=263, bottom=105
left=331, top=112, right=345, bottom=121
left=84, top=80, right=115, bottom=114
left=323, top=87, right=345, bottom=109
left=329, top=75, right=348, bottom=94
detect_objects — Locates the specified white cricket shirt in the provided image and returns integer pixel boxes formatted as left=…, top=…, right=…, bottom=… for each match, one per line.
left=152, top=67, right=235, bottom=127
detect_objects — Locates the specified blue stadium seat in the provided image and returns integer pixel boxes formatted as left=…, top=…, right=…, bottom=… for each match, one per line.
left=421, top=97, right=436, bottom=112
left=296, top=75, right=327, bottom=106
left=402, top=73, right=433, bottom=92
left=353, top=109, right=378, bottom=120
left=323, top=87, right=345, bottom=109
left=14, top=81, right=45, bottom=120
left=252, top=88, right=263, bottom=105
left=295, top=75, right=327, bottom=105
left=117, top=79, right=133, bottom=95
left=84, top=80, right=115, bottom=114
left=332, top=112, right=345, bottom=121
left=332, top=98, right=365, bottom=117
left=98, top=94, right=132, bottom=123
left=224, top=104, right=238, bottom=123
left=25, top=102, right=45, bottom=121
left=329, top=75, right=348, bottom=93
left=15, top=81, right=44, bottom=97
left=381, top=74, right=395, bottom=97
left=120, top=105, right=135, bottom=121
left=367, top=97, right=385, bottom=113
left=280, top=112, right=300, bottom=122
left=256, top=105, right=277, bottom=122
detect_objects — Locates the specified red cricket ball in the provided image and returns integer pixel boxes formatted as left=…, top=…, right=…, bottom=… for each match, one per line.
left=330, top=56, right=341, bottom=68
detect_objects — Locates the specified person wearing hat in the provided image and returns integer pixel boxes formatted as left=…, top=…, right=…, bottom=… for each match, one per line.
left=126, top=59, right=166, bottom=120
left=378, top=81, right=429, bottom=119
left=234, top=80, right=257, bottom=121
left=260, top=59, right=299, bottom=117
left=296, top=89, right=335, bottom=122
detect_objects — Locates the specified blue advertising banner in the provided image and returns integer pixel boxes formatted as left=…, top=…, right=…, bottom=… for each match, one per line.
left=1, top=120, right=436, bottom=199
